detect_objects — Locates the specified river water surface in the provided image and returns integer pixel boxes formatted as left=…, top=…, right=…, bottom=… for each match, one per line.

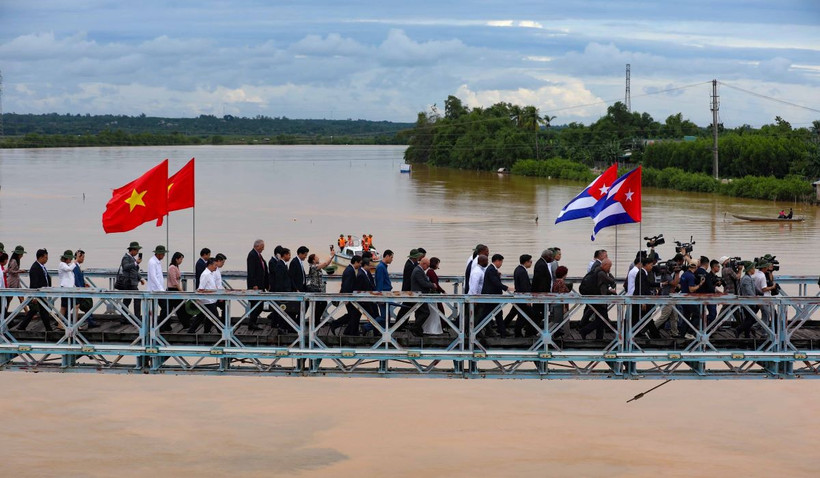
left=1, top=145, right=819, bottom=476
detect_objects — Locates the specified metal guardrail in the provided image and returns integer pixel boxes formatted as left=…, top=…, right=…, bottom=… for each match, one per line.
left=56, top=268, right=820, bottom=296
left=1, top=287, right=819, bottom=379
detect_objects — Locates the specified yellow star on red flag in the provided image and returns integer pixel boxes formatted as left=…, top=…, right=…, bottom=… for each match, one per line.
left=124, top=188, right=147, bottom=212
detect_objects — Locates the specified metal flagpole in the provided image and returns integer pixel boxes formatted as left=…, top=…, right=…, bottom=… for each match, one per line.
left=614, top=226, right=619, bottom=278
left=165, top=213, right=170, bottom=268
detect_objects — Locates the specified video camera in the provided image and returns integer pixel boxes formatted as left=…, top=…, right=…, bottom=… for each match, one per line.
left=652, top=258, right=682, bottom=276
left=726, top=256, right=743, bottom=271
left=644, top=234, right=665, bottom=249
left=674, top=236, right=696, bottom=255
left=756, top=254, right=780, bottom=272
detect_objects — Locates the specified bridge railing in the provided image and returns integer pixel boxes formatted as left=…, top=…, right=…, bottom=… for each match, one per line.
left=32, top=269, right=820, bottom=297
left=1, top=288, right=818, bottom=379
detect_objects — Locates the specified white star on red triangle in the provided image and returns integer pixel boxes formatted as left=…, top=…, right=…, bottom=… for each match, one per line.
left=624, top=189, right=634, bottom=201
left=598, top=184, right=609, bottom=195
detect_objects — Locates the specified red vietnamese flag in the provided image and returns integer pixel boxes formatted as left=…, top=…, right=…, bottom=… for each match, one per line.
left=156, top=158, right=195, bottom=226
left=168, top=158, right=195, bottom=212
left=102, top=160, right=169, bottom=233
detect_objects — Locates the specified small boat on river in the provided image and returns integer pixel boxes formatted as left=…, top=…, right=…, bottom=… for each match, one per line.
left=731, top=214, right=805, bottom=222
left=332, top=240, right=382, bottom=267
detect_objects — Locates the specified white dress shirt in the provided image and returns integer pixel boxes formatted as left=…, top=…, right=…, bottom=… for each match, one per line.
left=626, top=265, right=640, bottom=296
left=214, top=267, right=224, bottom=290
left=468, top=263, right=487, bottom=296
left=147, top=255, right=165, bottom=292
left=198, top=268, right=217, bottom=304
left=58, top=261, right=75, bottom=287
left=753, top=270, right=769, bottom=296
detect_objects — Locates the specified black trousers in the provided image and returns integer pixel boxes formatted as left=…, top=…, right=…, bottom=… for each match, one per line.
left=480, top=303, right=506, bottom=336
left=736, top=305, right=758, bottom=337
left=631, top=304, right=661, bottom=338
left=247, top=298, right=264, bottom=327
left=17, top=303, right=52, bottom=331
left=504, top=303, right=536, bottom=336
left=187, top=302, right=219, bottom=333
left=579, top=304, right=608, bottom=339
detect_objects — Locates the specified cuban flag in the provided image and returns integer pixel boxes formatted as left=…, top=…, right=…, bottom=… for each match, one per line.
left=590, top=166, right=642, bottom=240
left=555, top=163, right=619, bottom=224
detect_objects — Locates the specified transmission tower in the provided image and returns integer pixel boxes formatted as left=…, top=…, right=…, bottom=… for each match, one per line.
left=625, top=64, right=631, bottom=112
left=710, top=79, right=720, bottom=179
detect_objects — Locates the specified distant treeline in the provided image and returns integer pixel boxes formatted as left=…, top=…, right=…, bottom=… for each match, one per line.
left=0, top=113, right=411, bottom=147
left=402, top=95, right=820, bottom=200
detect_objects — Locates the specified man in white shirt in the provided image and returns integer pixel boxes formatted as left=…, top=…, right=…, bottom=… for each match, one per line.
left=626, top=257, right=641, bottom=296
left=467, top=255, right=489, bottom=296
left=213, top=253, right=227, bottom=318
left=188, top=258, right=219, bottom=333
left=753, top=260, right=777, bottom=323
left=57, top=249, right=76, bottom=322
left=147, top=245, right=168, bottom=331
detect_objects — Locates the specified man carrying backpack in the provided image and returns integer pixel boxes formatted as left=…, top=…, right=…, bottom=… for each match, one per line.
left=578, top=258, right=617, bottom=340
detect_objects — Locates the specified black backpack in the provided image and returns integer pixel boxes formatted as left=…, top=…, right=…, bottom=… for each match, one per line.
left=579, top=267, right=601, bottom=296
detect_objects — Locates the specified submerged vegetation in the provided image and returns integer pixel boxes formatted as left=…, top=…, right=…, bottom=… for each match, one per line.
left=403, top=96, right=820, bottom=201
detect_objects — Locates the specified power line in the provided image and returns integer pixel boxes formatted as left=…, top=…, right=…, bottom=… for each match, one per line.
left=719, top=81, right=820, bottom=115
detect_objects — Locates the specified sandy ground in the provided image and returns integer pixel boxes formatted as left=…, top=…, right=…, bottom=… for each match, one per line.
left=2, top=374, right=819, bottom=477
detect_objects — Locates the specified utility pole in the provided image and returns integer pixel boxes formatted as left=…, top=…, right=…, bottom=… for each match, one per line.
left=711, top=79, right=719, bottom=179
left=625, top=64, right=631, bottom=112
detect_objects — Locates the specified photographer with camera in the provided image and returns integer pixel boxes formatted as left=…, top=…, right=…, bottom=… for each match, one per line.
left=719, top=256, right=743, bottom=326
left=736, top=261, right=759, bottom=338
left=753, top=257, right=778, bottom=324
left=704, top=259, right=723, bottom=325
left=652, top=253, right=684, bottom=337
left=644, top=235, right=664, bottom=262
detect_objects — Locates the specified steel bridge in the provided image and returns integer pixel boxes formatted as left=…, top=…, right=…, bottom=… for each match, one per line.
left=1, top=271, right=818, bottom=380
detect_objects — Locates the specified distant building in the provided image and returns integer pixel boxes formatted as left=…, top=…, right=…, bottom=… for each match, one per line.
left=813, top=180, right=820, bottom=202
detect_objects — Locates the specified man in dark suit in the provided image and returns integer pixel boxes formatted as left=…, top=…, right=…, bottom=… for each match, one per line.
left=16, top=248, right=53, bottom=331
left=503, top=254, right=536, bottom=337
left=532, top=249, right=553, bottom=293
left=634, top=256, right=662, bottom=339
left=355, top=253, right=379, bottom=332
left=268, top=246, right=293, bottom=293
left=268, top=246, right=295, bottom=330
left=531, top=248, right=553, bottom=328
left=245, top=240, right=268, bottom=331
left=481, top=254, right=513, bottom=337
left=330, top=255, right=363, bottom=335
left=289, top=246, right=309, bottom=292
left=195, top=247, right=211, bottom=289
left=410, top=257, right=435, bottom=334
left=397, top=249, right=422, bottom=325
left=464, top=244, right=489, bottom=294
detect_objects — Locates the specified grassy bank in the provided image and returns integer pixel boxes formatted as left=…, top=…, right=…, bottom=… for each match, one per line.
left=512, top=159, right=815, bottom=202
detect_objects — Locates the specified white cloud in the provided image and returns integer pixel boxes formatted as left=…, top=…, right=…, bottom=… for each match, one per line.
left=454, top=80, right=604, bottom=119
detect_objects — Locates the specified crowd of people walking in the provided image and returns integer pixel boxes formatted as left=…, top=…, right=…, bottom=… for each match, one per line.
left=0, top=239, right=812, bottom=340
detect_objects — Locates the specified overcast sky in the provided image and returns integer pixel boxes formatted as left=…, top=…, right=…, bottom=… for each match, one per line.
left=1, top=1, right=818, bottom=127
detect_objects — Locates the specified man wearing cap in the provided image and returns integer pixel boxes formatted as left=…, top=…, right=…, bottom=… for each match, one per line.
left=679, top=261, right=702, bottom=339
left=117, top=241, right=145, bottom=320
left=147, top=245, right=169, bottom=331
left=57, top=249, right=76, bottom=324
left=15, top=249, right=52, bottom=331
left=753, top=260, right=777, bottom=324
